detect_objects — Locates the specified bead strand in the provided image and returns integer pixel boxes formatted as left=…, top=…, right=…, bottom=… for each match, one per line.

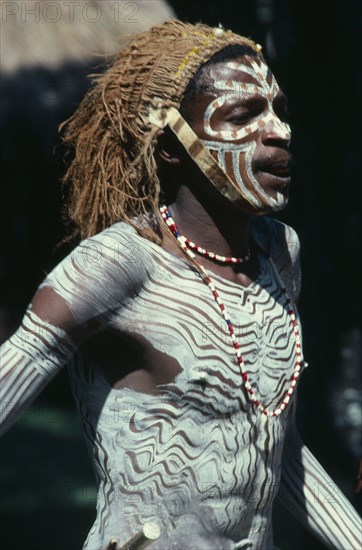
left=160, top=206, right=251, bottom=264
left=160, top=206, right=303, bottom=417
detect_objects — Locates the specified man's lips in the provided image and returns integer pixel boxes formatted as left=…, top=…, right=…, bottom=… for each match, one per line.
left=254, top=158, right=292, bottom=182
left=264, top=165, right=290, bottom=178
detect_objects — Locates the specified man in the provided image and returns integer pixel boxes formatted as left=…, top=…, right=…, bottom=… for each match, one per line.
left=0, top=20, right=360, bottom=549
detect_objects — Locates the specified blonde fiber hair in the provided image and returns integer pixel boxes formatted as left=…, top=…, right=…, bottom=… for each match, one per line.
left=61, top=20, right=262, bottom=243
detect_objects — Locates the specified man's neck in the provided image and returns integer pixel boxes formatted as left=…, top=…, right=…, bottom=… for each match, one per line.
left=166, top=185, right=252, bottom=260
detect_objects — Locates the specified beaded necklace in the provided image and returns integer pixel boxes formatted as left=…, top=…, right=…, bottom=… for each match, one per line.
left=178, top=237, right=251, bottom=264
left=160, top=205, right=303, bottom=417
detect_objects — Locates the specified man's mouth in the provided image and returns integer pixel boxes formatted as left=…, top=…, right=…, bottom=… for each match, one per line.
left=254, top=158, right=292, bottom=186
left=264, top=163, right=291, bottom=177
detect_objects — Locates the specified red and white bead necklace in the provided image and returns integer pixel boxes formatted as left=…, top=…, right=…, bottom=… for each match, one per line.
left=179, top=237, right=251, bottom=264
left=160, top=205, right=303, bottom=417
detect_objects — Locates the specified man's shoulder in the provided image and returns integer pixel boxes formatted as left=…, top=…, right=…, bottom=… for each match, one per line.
left=42, top=221, right=151, bottom=295
left=251, top=216, right=301, bottom=301
left=71, top=220, right=154, bottom=270
left=39, top=221, right=153, bottom=323
left=250, top=216, right=300, bottom=261
left=75, top=221, right=142, bottom=261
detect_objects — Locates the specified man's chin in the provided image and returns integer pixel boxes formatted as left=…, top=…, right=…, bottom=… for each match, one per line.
left=231, top=192, right=289, bottom=216
left=255, top=193, right=289, bottom=216
left=207, top=173, right=290, bottom=216
left=268, top=192, right=289, bottom=212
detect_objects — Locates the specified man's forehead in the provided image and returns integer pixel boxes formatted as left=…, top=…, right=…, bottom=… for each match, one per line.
left=210, top=56, right=274, bottom=85
left=204, top=55, right=282, bottom=102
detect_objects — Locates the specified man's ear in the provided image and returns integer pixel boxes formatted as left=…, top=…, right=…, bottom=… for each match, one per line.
left=156, top=128, right=182, bottom=165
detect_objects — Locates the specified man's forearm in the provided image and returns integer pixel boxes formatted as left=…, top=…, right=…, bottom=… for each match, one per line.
left=279, top=434, right=361, bottom=549
left=0, top=309, right=75, bottom=436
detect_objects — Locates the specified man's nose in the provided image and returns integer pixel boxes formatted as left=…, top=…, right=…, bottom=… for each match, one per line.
left=261, top=112, right=291, bottom=144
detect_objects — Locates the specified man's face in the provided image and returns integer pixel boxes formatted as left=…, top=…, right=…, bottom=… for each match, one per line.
left=184, top=55, right=292, bottom=214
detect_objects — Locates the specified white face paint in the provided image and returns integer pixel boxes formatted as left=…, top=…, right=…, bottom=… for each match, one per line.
left=200, top=57, right=291, bottom=212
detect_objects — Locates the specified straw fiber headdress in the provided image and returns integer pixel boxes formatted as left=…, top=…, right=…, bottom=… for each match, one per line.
left=62, top=20, right=263, bottom=243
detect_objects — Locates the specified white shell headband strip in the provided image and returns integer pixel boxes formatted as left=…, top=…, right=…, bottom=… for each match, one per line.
left=148, top=104, right=261, bottom=213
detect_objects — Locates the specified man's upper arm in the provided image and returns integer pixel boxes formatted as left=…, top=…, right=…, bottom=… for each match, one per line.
left=0, top=222, right=146, bottom=434
left=37, top=224, right=145, bottom=328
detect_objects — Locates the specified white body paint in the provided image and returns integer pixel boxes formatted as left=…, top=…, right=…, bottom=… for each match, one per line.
left=1, top=219, right=361, bottom=549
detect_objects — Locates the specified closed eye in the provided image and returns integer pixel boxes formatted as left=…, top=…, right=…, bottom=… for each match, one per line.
left=226, top=112, right=251, bottom=125
left=224, top=96, right=265, bottom=125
